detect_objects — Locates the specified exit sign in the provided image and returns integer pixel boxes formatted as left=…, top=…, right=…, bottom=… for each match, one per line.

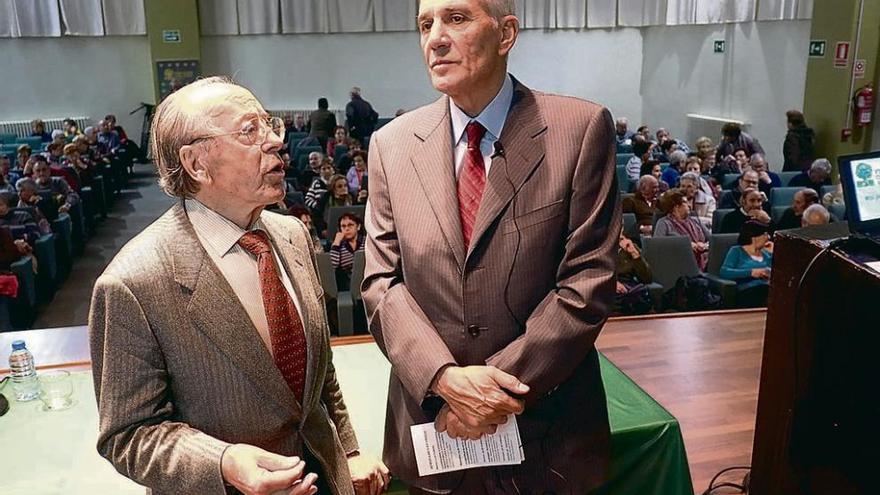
left=162, top=29, right=181, bottom=43
left=809, top=39, right=826, bottom=57
left=713, top=40, right=725, bottom=54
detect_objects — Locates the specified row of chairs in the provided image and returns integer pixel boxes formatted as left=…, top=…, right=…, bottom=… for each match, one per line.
left=315, top=250, right=365, bottom=336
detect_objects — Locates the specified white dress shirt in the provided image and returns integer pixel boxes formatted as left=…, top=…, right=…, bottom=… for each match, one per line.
left=449, top=73, right=515, bottom=178
left=185, top=199, right=303, bottom=357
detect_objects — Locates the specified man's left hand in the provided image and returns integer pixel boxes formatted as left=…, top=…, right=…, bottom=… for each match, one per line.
left=434, top=404, right=500, bottom=440
left=348, top=453, right=390, bottom=495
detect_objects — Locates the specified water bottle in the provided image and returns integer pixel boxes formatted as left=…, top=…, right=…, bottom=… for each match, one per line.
left=8, top=340, right=40, bottom=401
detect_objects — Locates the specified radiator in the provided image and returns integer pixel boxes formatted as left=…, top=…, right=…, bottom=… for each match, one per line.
left=0, top=116, right=91, bottom=139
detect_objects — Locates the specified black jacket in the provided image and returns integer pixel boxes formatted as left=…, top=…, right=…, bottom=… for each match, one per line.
left=783, top=125, right=815, bottom=172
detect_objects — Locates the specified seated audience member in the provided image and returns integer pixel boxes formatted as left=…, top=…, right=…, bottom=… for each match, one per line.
left=0, top=225, right=31, bottom=271
left=84, top=126, right=110, bottom=163
left=33, top=160, right=79, bottom=215
left=334, top=138, right=362, bottom=173
left=287, top=205, right=324, bottom=253
left=297, top=151, right=324, bottom=193
left=305, top=158, right=335, bottom=212
left=326, top=126, right=353, bottom=158
left=640, top=160, right=669, bottom=195
left=0, top=168, right=14, bottom=195
left=655, top=189, right=711, bottom=270
left=680, top=172, right=716, bottom=227
left=636, top=125, right=652, bottom=142
left=97, top=119, right=121, bottom=153
left=822, top=182, right=844, bottom=207
left=30, top=119, right=52, bottom=142
left=783, top=109, right=815, bottom=172
left=330, top=212, right=365, bottom=290
left=626, top=135, right=652, bottom=180
left=0, top=193, right=42, bottom=243
left=15, top=178, right=52, bottom=231
left=615, top=232, right=654, bottom=315
left=720, top=219, right=773, bottom=308
left=622, top=175, right=660, bottom=235
left=105, top=113, right=144, bottom=163
left=346, top=150, right=368, bottom=199
left=721, top=188, right=769, bottom=234
left=802, top=203, right=831, bottom=227
left=719, top=169, right=760, bottom=209
left=684, top=156, right=716, bottom=197
left=777, top=189, right=820, bottom=230
left=616, top=117, right=635, bottom=145
left=661, top=150, right=687, bottom=187
left=2, top=155, right=18, bottom=188
left=291, top=114, right=308, bottom=133
left=45, top=141, right=64, bottom=166
left=317, top=174, right=354, bottom=235
left=16, top=145, right=32, bottom=170
left=63, top=143, right=92, bottom=189
left=715, top=122, right=765, bottom=164
left=63, top=118, right=83, bottom=138
left=656, top=138, right=678, bottom=164
left=695, top=136, right=715, bottom=160
left=733, top=148, right=751, bottom=172
left=789, top=158, right=832, bottom=194
left=749, top=153, right=781, bottom=194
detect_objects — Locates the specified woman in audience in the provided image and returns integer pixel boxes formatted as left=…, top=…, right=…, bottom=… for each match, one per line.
left=30, top=119, right=51, bottom=142
left=615, top=231, right=654, bottom=315
left=305, top=158, right=336, bottom=212
left=639, top=160, right=668, bottom=196
left=695, top=136, right=715, bottom=160
left=346, top=150, right=368, bottom=199
left=330, top=212, right=365, bottom=291
left=318, top=174, right=353, bottom=235
left=287, top=205, right=324, bottom=253
left=0, top=164, right=14, bottom=195
left=721, top=220, right=773, bottom=308
left=655, top=189, right=711, bottom=270
left=679, top=172, right=716, bottom=228
left=63, top=118, right=83, bottom=139
left=326, top=126, right=353, bottom=158
left=684, top=156, right=717, bottom=198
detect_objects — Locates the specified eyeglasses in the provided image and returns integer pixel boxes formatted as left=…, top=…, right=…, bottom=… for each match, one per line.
left=188, top=116, right=284, bottom=146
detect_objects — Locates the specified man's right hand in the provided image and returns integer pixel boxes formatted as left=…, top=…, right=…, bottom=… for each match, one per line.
left=432, top=366, right=529, bottom=428
left=221, top=444, right=318, bottom=495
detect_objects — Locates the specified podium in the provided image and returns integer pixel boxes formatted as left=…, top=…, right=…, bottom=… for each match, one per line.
left=750, top=224, right=880, bottom=494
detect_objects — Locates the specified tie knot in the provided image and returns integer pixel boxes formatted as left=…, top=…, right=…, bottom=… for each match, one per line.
left=466, top=121, right=487, bottom=151
left=238, top=230, right=272, bottom=255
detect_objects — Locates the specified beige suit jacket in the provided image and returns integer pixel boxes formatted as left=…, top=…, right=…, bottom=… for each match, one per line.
left=363, top=80, right=620, bottom=493
left=89, top=202, right=357, bottom=495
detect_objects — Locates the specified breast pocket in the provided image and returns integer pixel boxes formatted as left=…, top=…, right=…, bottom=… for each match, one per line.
left=502, top=199, right=565, bottom=235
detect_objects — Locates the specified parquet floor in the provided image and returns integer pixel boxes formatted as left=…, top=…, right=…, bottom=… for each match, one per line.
left=597, top=309, right=766, bottom=494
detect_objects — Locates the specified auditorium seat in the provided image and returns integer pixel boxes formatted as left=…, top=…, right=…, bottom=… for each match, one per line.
left=315, top=252, right=355, bottom=336
left=642, top=235, right=736, bottom=309
left=819, top=184, right=837, bottom=198
left=616, top=153, right=634, bottom=167
left=721, top=173, right=740, bottom=190
left=771, top=205, right=789, bottom=225
left=10, top=256, right=36, bottom=327
left=705, top=233, right=741, bottom=307
left=778, top=171, right=800, bottom=187
left=712, top=208, right=734, bottom=234
left=769, top=186, right=804, bottom=208
left=622, top=212, right=640, bottom=244
left=52, top=213, right=73, bottom=281
left=33, top=233, right=57, bottom=301
left=0, top=133, right=17, bottom=144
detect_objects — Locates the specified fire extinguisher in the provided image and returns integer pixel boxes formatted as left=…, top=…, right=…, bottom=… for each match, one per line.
left=854, top=84, right=874, bottom=127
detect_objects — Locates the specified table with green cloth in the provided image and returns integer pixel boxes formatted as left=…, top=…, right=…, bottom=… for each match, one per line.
left=0, top=341, right=691, bottom=494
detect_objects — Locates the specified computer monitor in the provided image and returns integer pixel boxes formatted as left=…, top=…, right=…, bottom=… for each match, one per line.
left=838, top=150, right=880, bottom=235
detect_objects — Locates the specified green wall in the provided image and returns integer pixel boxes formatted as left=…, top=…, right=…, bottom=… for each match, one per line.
left=143, top=0, right=201, bottom=102
left=803, top=0, right=880, bottom=166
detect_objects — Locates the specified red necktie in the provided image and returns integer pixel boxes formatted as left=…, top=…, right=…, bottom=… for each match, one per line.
left=458, top=121, right=488, bottom=247
left=238, top=230, right=308, bottom=401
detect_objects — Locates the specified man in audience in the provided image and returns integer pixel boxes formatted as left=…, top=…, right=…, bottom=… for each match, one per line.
left=749, top=153, right=781, bottom=194
left=16, top=145, right=32, bottom=170
left=363, top=1, right=617, bottom=492
left=0, top=193, right=42, bottom=243
left=89, top=77, right=388, bottom=495
left=777, top=188, right=820, bottom=230
left=623, top=175, right=660, bottom=235
left=30, top=119, right=51, bottom=142
left=716, top=122, right=764, bottom=164
left=308, top=97, right=338, bottom=150
left=33, top=160, right=78, bottom=214
left=719, top=169, right=760, bottom=210
left=345, top=87, right=379, bottom=141
left=616, top=117, right=635, bottom=145
left=636, top=125, right=652, bottom=142
left=292, top=114, right=308, bottom=133
left=298, top=151, right=324, bottom=193
left=626, top=135, right=651, bottom=180
left=789, top=158, right=832, bottom=195
left=655, top=128, right=690, bottom=155
left=721, top=188, right=769, bottom=234
left=15, top=177, right=52, bottom=228
left=802, top=203, right=830, bottom=227
left=656, top=139, right=677, bottom=163
left=783, top=109, right=815, bottom=172
left=661, top=150, right=687, bottom=187
left=97, top=119, right=121, bottom=153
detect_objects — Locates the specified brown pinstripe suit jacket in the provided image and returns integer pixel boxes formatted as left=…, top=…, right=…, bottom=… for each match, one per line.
left=362, top=80, right=621, bottom=493
left=88, top=202, right=357, bottom=495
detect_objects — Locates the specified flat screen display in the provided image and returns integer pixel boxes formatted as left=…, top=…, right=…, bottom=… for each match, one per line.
left=846, top=157, right=880, bottom=223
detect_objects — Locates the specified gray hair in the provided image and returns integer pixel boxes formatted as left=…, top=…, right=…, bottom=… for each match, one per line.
left=350, top=86, right=361, bottom=96
left=802, top=204, right=830, bottom=226
left=151, top=75, right=239, bottom=198
left=479, top=0, right=516, bottom=20
left=669, top=150, right=687, bottom=166
left=810, top=158, right=832, bottom=175
left=749, top=153, right=766, bottom=167
left=680, top=171, right=701, bottom=185
left=15, top=177, right=37, bottom=192
left=616, top=117, right=629, bottom=126
left=637, top=174, right=658, bottom=191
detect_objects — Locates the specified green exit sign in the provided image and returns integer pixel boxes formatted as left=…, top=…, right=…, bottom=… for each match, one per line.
left=809, top=40, right=826, bottom=57
left=162, top=29, right=181, bottom=43
left=713, top=40, right=725, bottom=54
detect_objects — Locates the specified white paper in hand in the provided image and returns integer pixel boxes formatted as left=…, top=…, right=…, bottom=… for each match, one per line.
left=410, top=414, right=524, bottom=476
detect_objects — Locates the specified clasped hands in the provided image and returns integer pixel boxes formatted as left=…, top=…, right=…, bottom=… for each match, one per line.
left=432, top=365, right=530, bottom=440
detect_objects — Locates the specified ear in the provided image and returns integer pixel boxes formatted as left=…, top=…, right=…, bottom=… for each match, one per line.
left=498, top=15, right=519, bottom=56
left=179, top=144, right=211, bottom=186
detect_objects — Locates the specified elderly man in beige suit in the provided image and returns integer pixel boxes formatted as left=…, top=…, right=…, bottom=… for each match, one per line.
left=362, top=0, right=620, bottom=493
left=89, top=77, right=388, bottom=495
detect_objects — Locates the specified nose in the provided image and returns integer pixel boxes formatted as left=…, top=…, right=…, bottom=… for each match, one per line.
left=262, top=125, right=284, bottom=153
left=425, top=19, right=450, bottom=54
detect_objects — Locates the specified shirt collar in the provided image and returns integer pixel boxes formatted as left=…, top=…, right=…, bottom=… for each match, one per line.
left=449, top=73, right=514, bottom=147
left=184, top=198, right=266, bottom=258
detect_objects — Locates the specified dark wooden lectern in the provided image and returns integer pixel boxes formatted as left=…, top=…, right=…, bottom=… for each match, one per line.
left=751, top=223, right=880, bottom=494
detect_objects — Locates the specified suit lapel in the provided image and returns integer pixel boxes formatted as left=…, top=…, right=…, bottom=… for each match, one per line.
left=467, top=82, right=548, bottom=261
left=168, top=203, right=303, bottom=418
left=409, top=96, right=466, bottom=271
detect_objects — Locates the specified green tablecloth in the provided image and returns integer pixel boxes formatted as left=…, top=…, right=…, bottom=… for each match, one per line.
left=0, top=351, right=691, bottom=495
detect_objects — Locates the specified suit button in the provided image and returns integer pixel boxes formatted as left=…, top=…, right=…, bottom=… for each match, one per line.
left=467, top=325, right=480, bottom=337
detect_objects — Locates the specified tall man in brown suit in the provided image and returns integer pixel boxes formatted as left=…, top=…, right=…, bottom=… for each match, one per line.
left=362, top=0, right=620, bottom=493
left=89, top=77, right=388, bottom=495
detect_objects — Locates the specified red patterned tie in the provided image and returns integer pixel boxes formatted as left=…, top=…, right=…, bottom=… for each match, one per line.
left=238, top=230, right=308, bottom=402
left=458, top=121, right=488, bottom=248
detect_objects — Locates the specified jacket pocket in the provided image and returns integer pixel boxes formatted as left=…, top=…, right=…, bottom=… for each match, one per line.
left=502, top=199, right=565, bottom=235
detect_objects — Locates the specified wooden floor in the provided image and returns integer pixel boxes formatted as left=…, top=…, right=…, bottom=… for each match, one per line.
left=597, top=310, right=766, bottom=494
